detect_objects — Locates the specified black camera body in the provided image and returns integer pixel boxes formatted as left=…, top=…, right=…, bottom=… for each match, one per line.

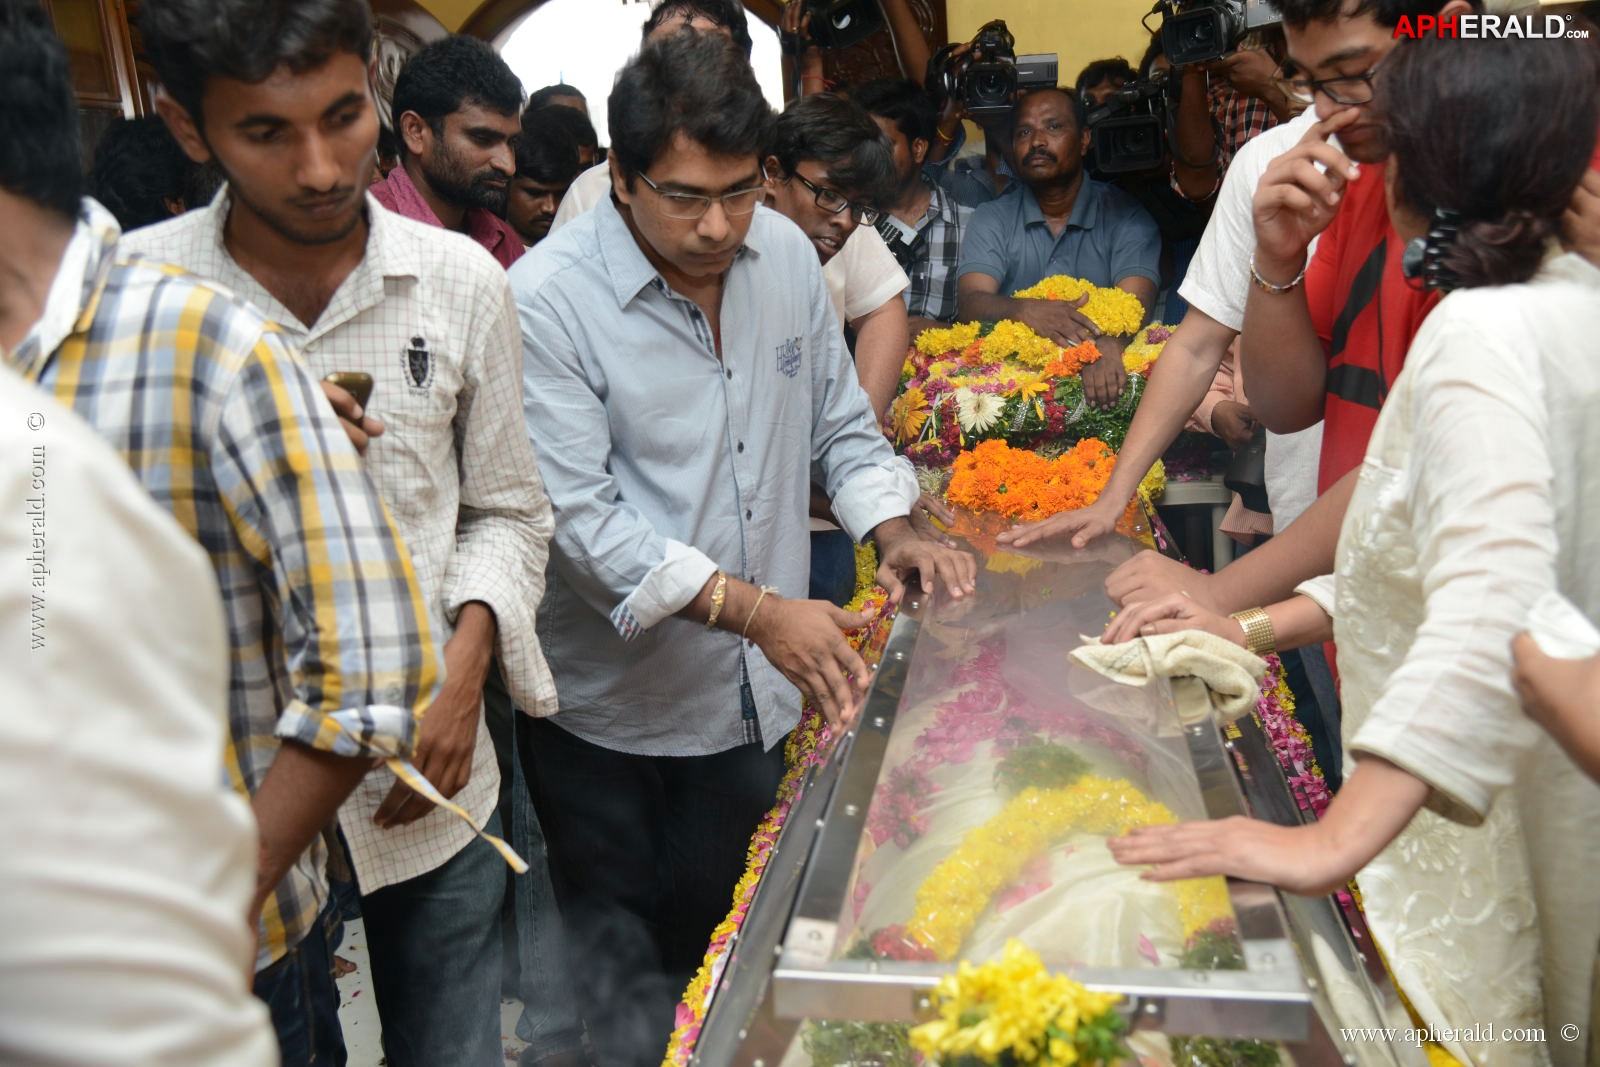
left=1158, top=0, right=1280, bottom=66
left=928, top=20, right=1058, bottom=119
left=803, top=0, right=884, bottom=51
left=1085, top=71, right=1170, bottom=175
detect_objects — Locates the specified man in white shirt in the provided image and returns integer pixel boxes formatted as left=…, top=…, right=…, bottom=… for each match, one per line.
left=0, top=366, right=276, bottom=1067
left=130, top=0, right=557, bottom=1062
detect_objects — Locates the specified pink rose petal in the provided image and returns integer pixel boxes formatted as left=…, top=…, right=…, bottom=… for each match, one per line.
left=1136, top=933, right=1161, bottom=966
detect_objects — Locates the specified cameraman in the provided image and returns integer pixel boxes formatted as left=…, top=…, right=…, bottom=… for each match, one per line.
left=955, top=87, right=1161, bottom=408
left=781, top=0, right=933, bottom=97
left=1075, top=57, right=1136, bottom=107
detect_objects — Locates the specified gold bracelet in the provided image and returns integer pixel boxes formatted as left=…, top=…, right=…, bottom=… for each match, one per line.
left=705, top=571, right=728, bottom=629
left=1229, top=607, right=1276, bottom=657
left=743, top=585, right=780, bottom=641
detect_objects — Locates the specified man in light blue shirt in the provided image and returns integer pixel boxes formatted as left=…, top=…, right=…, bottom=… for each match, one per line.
left=958, top=87, right=1162, bottom=408
left=508, top=33, right=973, bottom=1067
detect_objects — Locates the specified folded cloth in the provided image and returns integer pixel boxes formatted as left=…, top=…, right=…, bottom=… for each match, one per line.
left=1526, top=590, right=1600, bottom=659
left=1071, top=631, right=1267, bottom=723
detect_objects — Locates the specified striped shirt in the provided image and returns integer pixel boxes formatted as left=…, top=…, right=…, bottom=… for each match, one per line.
left=9, top=200, right=441, bottom=970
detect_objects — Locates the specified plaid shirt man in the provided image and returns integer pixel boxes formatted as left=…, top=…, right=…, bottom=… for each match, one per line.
left=1208, top=78, right=1281, bottom=169
left=8, top=200, right=441, bottom=971
left=889, top=180, right=974, bottom=324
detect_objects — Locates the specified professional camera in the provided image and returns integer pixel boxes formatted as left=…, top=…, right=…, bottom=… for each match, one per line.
left=1084, top=70, right=1171, bottom=175
left=927, top=20, right=1059, bottom=119
left=802, top=0, right=884, bottom=51
left=1154, top=0, right=1280, bottom=66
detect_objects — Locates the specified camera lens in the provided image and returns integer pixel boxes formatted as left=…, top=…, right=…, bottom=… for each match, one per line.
left=830, top=11, right=853, bottom=29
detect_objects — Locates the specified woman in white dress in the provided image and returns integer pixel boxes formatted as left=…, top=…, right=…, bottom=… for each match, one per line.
left=1103, top=34, right=1600, bottom=1067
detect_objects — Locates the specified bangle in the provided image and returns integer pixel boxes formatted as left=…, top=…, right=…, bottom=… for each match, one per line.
left=1229, top=607, right=1277, bottom=657
left=743, top=585, right=780, bottom=641
left=705, top=571, right=728, bottom=629
left=1249, top=252, right=1308, bottom=295
left=935, top=126, right=956, bottom=143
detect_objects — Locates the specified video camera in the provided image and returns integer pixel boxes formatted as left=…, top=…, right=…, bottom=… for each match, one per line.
left=801, top=0, right=884, bottom=51
left=1154, top=0, right=1281, bottom=66
left=1084, top=70, right=1171, bottom=176
left=928, top=20, right=1058, bottom=119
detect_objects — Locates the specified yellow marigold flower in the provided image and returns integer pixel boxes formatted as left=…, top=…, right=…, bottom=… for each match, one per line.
left=916, top=321, right=982, bottom=356
left=1012, top=275, right=1145, bottom=337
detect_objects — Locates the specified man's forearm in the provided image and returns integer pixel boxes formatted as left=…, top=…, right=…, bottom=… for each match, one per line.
left=250, top=743, right=373, bottom=917
left=877, top=0, right=931, bottom=84
left=1172, top=67, right=1218, bottom=184
left=852, top=301, right=910, bottom=420
left=1238, top=258, right=1329, bottom=433
left=957, top=288, right=1025, bottom=324
left=1210, top=467, right=1356, bottom=612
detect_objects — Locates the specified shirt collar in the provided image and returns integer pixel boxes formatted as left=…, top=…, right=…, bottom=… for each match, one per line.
left=1021, top=176, right=1103, bottom=233
left=594, top=194, right=765, bottom=310
left=373, top=163, right=519, bottom=265
left=9, top=198, right=120, bottom=380
left=922, top=181, right=961, bottom=228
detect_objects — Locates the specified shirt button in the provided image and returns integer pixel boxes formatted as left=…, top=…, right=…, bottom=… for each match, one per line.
left=726, top=368, right=733, bottom=379
left=737, top=441, right=745, bottom=453
left=745, top=509, right=753, bottom=520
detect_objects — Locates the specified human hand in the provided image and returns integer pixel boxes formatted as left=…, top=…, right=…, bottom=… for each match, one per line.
left=1251, top=108, right=1361, bottom=270
left=1207, top=48, right=1282, bottom=103
left=1511, top=635, right=1600, bottom=777
left=1105, top=550, right=1222, bottom=612
left=1081, top=342, right=1127, bottom=409
left=1210, top=400, right=1258, bottom=452
left=1108, top=816, right=1352, bottom=896
left=374, top=620, right=492, bottom=828
left=909, top=491, right=958, bottom=547
left=998, top=496, right=1123, bottom=550
left=320, top=379, right=385, bottom=456
left=780, top=1, right=817, bottom=53
left=1563, top=167, right=1600, bottom=268
left=1101, top=591, right=1245, bottom=646
left=1016, top=294, right=1098, bottom=347
left=747, top=596, right=873, bottom=727
left=874, top=516, right=978, bottom=603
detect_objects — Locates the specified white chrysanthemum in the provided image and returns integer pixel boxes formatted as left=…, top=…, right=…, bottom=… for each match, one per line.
left=956, top=391, right=1006, bottom=434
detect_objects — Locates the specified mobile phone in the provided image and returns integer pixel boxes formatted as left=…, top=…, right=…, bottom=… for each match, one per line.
left=324, top=371, right=374, bottom=409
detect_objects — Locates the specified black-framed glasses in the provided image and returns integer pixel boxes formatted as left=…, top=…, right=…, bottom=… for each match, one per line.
left=789, top=170, right=883, bottom=227
left=1283, top=52, right=1390, bottom=107
left=636, top=168, right=768, bottom=220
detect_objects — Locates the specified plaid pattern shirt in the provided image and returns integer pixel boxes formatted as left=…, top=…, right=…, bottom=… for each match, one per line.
left=897, top=181, right=974, bottom=324
left=1208, top=79, right=1281, bottom=169
left=9, top=201, right=441, bottom=971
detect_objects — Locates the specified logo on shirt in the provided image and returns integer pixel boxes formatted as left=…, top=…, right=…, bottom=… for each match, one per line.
left=403, top=336, right=434, bottom=391
left=775, top=337, right=802, bottom=379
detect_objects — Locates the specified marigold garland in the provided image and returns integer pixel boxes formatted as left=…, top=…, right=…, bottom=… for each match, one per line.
left=946, top=438, right=1117, bottom=522
left=1012, top=275, right=1146, bottom=337
left=1122, top=323, right=1173, bottom=376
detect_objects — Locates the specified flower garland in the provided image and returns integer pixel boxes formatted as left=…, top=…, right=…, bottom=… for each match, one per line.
left=661, top=546, right=894, bottom=1067
left=1012, top=275, right=1146, bottom=338
left=946, top=438, right=1117, bottom=522
left=910, top=939, right=1128, bottom=1066
left=1122, top=323, right=1173, bottom=376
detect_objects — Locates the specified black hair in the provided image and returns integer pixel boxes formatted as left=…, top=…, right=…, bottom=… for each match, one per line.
left=851, top=77, right=938, bottom=148
left=1382, top=34, right=1599, bottom=289
left=642, top=0, right=753, bottom=58
left=528, top=83, right=586, bottom=110
left=0, top=0, right=82, bottom=220
left=517, top=105, right=583, bottom=185
left=770, top=92, right=898, bottom=207
left=1013, top=85, right=1088, bottom=133
left=1271, top=0, right=1473, bottom=31
left=542, top=102, right=599, bottom=152
left=608, top=32, right=772, bottom=187
left=1138, top=33, right=1166, bottom=79
left=391, top=34, right=524, bottom=153
left=1075, top=57, right=1136, bottom=95
left=140, top=0, right=373, bottom=126
left=86, top=116, right=195, bottom=230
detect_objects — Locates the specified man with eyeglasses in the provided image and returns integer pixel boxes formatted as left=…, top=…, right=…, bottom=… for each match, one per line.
left=956, top=87, right=1162, bottom=410
left=508, top=34, right=975, bottom=1067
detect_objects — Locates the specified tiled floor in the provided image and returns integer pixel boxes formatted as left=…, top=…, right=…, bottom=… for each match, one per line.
left=334, top=918, right=531, bottom=1065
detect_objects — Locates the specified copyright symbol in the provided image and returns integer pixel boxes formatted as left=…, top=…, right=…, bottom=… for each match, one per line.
left=26, top=413, right=43, bottom=431
left=1562, top=1024, right=1580, bottom=1042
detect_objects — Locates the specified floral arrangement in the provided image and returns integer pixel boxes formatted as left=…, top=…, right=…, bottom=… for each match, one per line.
left=909, top=939, right=1128, bottom=1066
left=661, top=546, right=893, bottom=1067
left=945, top=439, right=1118, bottom=522
left=1012, top=275, right=1147, bottom=338
left=1121, top=323, right=1173, bottom=376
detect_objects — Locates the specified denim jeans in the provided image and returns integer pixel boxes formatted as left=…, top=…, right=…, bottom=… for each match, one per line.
left=809, top=528, right=857, bottom=606
left=252, top=899, right=347, bottom=1067
left=360, top=811, right=507, bottom=1067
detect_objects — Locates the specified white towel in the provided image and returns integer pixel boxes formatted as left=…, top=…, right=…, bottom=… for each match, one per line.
left=1070, top=631, right=1268, bottom=723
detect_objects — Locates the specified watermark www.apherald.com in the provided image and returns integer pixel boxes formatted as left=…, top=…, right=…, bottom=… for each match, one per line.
left=1341, top=1023, right=1582, bottom=1047
left=1393, top=12, right=1590, bottom=38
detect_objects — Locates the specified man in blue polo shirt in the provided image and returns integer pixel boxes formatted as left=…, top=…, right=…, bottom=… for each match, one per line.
left=957, top=87, right=1161, bottom=407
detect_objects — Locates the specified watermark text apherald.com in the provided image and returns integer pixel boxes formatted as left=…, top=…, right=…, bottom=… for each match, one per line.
left=1394, top=12, right=1590, bottom=38
left=1341, top=1023, right=1582, bottom=1047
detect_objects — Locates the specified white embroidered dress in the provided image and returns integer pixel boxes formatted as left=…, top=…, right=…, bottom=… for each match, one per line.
left=1333, top=252, right=1600, bottom=1067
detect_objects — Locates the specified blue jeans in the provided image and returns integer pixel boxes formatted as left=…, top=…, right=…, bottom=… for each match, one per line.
left=253, top=899, right=347, bottom=1067
left=360, top=811, right=507, bottom=1067
left=809, top=528, right=857, bottom=606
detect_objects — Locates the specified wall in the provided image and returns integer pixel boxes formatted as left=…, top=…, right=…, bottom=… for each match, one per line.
left=417, top=0, right=477, bottom=30
left=946, top=0, right=1159, bottom=87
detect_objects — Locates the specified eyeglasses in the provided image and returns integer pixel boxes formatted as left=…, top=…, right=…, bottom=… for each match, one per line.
left=788, top=170, right=883, bottom=227
left=636, top=168, right=768, bottom=220
left=1283, top=52, right=1390, bottom=107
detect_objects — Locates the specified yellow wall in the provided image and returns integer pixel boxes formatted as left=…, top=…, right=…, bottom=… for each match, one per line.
left=946, top=0, right=1158, bottom=87
left=419, top=0, right=478, bottom=31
